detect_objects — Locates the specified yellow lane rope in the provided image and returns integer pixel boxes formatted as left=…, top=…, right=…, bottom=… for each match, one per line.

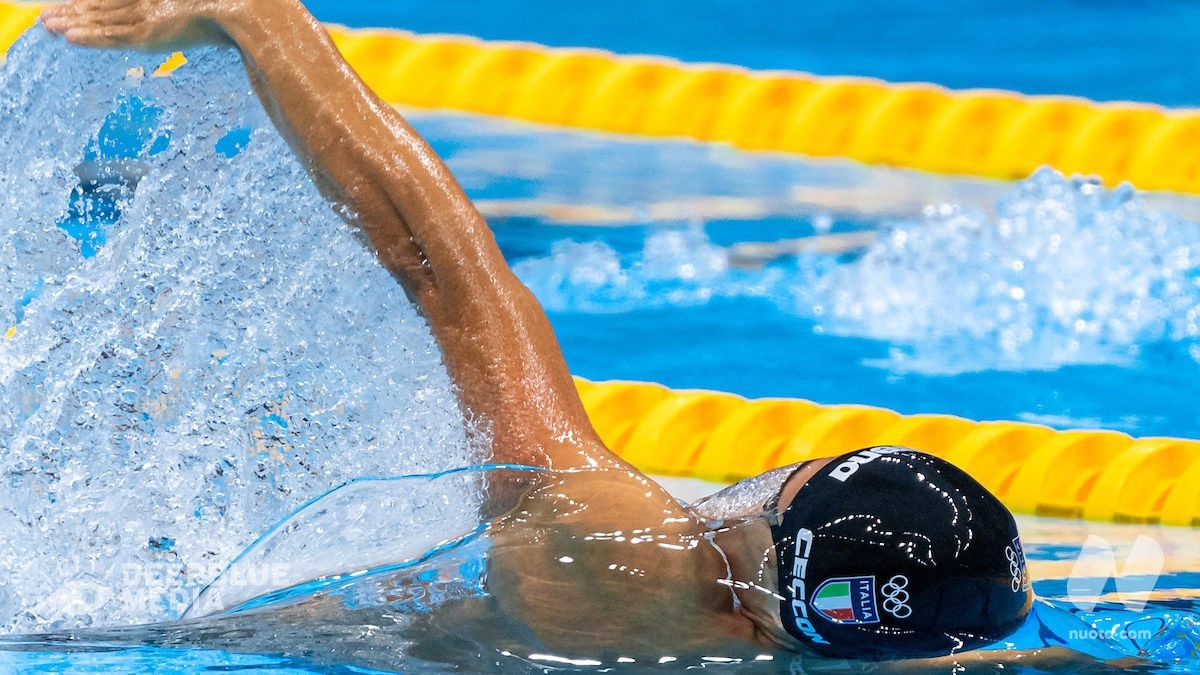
left=575, top=378, right=1200, bottom=527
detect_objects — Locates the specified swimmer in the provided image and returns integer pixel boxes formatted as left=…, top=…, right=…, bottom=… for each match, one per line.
left=40, top=1, right=1107, bottom=667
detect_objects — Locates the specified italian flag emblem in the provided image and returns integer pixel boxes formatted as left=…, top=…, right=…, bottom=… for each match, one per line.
left=811, top=576, right=880, bottom=624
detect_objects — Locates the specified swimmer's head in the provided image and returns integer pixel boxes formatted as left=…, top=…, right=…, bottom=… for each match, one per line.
left=766, top=447, right=1032, bottom=660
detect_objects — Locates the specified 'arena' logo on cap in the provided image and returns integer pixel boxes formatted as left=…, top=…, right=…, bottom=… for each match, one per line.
left=811, top=576, right=879, bottom=624
left=828, top=446, right=907, bottom=483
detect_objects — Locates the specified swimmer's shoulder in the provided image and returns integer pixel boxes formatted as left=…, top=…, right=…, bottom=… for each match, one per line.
left=527, top=467, right=694, bottom=528
left=487, top=467, right=741, bottom=654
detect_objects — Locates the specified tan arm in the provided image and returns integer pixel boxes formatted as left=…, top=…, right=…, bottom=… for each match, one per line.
left=41, top=0, right=621, bottom=470
left=890, top=646, right=1147, bottom=672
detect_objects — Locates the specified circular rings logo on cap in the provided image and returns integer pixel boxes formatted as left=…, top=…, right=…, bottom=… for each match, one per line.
left=881, top=575, right=911, bottom=619
left=1005, top=538, right=1027, bottom=592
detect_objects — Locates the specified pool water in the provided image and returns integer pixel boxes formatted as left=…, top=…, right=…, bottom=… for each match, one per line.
left=2, top=12, right=1200, bottom=675
left=414, top=112, right=1200, bottom=440
left=4, top=478, right=1200, bottom=672
left=303, top=0, right=1200, bottom=107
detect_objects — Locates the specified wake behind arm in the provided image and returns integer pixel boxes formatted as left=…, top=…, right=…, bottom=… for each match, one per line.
left=42, top=0, right=620, bottom=470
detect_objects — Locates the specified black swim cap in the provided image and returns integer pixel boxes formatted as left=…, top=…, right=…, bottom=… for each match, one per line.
left=770, top=446, right=1032, bottom=660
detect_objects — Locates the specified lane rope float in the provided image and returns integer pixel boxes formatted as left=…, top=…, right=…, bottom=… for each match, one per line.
left=574, top=378, right=1200, bottom=527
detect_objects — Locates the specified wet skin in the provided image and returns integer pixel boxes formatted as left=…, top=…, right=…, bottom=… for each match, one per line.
left=40, top=1, right=1123, bottom=668
left=39, top=0, right=783, bottom=655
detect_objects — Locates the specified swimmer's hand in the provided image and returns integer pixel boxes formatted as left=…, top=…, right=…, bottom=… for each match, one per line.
left=40, top=0, right=229, bottom=51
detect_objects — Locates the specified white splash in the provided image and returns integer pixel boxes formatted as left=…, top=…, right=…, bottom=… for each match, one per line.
left=795, top=168, right=1200, bottom=372
left=514, top=168, right=1200, bottom=373
left=0, top=30, right=474, bottom=632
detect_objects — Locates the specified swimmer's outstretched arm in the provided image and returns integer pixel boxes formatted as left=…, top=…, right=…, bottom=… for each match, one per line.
left=41, top=0, right=627, bottom=472
left=896, top=646, right=1148, bottom=672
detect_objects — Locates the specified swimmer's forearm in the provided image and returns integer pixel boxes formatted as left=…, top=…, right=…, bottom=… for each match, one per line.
left=898, top=646, right=1148, bottom=672
left=209, top=0, right=490, bottom=285
left=207, top=0, right=614, bottom=466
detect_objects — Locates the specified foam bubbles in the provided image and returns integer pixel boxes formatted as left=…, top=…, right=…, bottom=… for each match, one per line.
left=0, top=31, right=473, bottom=632
left=513, top=223, right=751, bottom=313
left=515, top=168, right=1200, bottom=374
left=796, top=168, right=1200, bottom=371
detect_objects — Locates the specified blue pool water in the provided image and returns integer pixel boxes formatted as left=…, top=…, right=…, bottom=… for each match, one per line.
left=409, top=113, right=1200, bottom=440
left=2, top=3, right=1200, bottom=672
left=304, top=0, right=1200, bottom=107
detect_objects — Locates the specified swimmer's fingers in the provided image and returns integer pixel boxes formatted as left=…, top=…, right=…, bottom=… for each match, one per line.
left=39, top=3, right=76, bottom=33
left=42, top=0, right=226, bottom=51
left=42, top=0, right=125, bottom=22
left=61, top=24, right=145, bottom=49
left=41, top=2, right=143, bottom=41
left=45, top=0, right=139, bottom=18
